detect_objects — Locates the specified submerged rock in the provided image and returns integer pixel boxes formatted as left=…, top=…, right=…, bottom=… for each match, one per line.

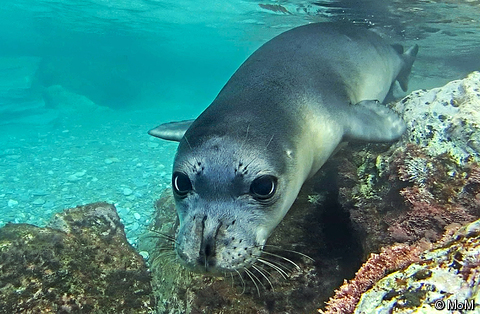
left=0, top=56, right=58, bottom=125
left=321, top=219, right=480, bottom=314
left=393, top=71, right=480, bottom=163
left=43, top=85, right=108, bottom=115
left=319, top=72, right=480, bottom=313
left=0, top=202, right=154, bottom=313
left=336, top=71, right=480, bottom=255
left=354, top=219, right=480, bottom=313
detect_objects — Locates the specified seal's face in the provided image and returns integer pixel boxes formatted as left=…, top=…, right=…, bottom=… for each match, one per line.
left=171, top=136, right=293, bottom=274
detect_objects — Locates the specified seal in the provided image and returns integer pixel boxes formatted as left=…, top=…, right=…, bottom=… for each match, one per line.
left=149, top=23, right=418, bottom=274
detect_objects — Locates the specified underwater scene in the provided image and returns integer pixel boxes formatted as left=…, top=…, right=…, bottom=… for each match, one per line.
left=1, top=0, right=479, bottom=313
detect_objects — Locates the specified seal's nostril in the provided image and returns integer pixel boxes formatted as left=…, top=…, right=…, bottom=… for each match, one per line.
left=205, top=242, right=212, bottom=257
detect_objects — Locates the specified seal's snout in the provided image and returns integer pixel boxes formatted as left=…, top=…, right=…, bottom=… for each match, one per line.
left=198, top=234, right=216, bottom=270
left=190, top=214, right=223, bottom=272
left=175, top=209, right=263, bottom=274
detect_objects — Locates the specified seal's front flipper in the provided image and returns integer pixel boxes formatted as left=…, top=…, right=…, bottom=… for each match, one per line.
left=344, top=100, right=406, bottom=142
left=396, top=44, right=419, bottom=91
left=148, top=119, right=195, bottom=142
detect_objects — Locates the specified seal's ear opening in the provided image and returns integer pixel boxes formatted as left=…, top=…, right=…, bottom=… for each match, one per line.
left=148, top=119, right=195, bottom=142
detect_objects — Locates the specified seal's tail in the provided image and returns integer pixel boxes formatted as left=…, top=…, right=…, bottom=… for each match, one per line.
left=396, top=44, right=419, bottom=92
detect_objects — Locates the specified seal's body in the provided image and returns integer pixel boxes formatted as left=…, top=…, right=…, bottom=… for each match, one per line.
left=149, top=23, right=418, bottom=274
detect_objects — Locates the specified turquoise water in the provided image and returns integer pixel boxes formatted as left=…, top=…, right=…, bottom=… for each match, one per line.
left=0, top=0, right=479, bottom=247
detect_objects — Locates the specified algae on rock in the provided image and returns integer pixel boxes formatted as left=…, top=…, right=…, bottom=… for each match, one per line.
left=0, top=202, right=154, bottom=313
left=354, top=219, right=480, bottom=313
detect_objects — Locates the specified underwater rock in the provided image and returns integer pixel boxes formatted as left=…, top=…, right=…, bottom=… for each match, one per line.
left=0, top=56, right=58, bottom=125
left=43, top=85, right=108, bottom=115
left=335, top=71, right=480, bottom=255
left=0, top=202, right=154, bottom=313
left=36, top=56, right=140, bottom=109
left=0, top=57, right=40, bottom=95
left=393, top=71, right=480, bottom=163
left=321, top=218, right=480, bottom=313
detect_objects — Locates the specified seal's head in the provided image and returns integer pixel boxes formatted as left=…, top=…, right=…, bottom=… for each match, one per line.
left=171, top=133, right=297, bottom=274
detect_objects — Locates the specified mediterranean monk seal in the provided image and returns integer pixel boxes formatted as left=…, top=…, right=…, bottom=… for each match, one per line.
left=148, top=23, right=418, bottom=274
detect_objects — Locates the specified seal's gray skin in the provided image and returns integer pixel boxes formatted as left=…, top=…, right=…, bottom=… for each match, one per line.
left=149, top=23, right=418, bottom=274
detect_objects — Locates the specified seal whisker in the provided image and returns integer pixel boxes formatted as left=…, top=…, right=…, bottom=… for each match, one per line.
left=157, top=255, right=181, bottom=270
left=147, top=230, right=178, bottom=244
left=261, top=251, right=302, bottom=270
left=244, top=268, right=261, bottom=297
left=151, top=251, right=176, bottom=262
left=154, top=246, right=175, bottom=252
left=262, top=244, right=314, bottom=261
left=265, top=134, right=274, bottom=150
left=244, top=155, right=258, bottom=170
left=142, top=234, right=175, bottom=242
left=183, top=134, right=193, bottom=151
left=247, top=267, right=267, bottom=291
left=229, top=272, right=235, bottom=288
left=257, top=258, right=288, bottom=279
left=253, top=262, right=274, bottom=280
left=151, top=252, right=178, bottom=269
left=251, top=264, right=275, bottom=292
left=263, top=254, right=296, bottom=272
left=234, top=269, right=246, bottom=295
left=262, top=256, right=293, bottom=274
left=240, top=123, right=251, bottom=151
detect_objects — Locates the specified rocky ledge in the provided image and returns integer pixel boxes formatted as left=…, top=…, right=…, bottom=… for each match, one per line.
left=0, top=202, right=154, bottom=313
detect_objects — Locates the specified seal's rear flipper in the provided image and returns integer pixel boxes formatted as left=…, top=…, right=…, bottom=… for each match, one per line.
left=148, top=119, right=195, bottom=142
left=396, top=44, right=419, bottom=91
left=344, top=100, right=406, bottom=142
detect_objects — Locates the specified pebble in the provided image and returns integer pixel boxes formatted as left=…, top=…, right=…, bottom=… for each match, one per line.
left=139, top=251, right=149, bottom=260
left=74, top=170, right=86, bottom=177
left=67, top=174, right=81, bottom=182
left=123, top=188, right=133, bottom=196
left=31, top=190, right=48, bottom=196
left=134, top=212, right=141, bottom=220
left=32, top=198, right=46, bottom=205
left=104, top=157, right=120, bottom=164
left=126, top=195, right=136, bottom=201
left=148, top=142, right=159, bottom=148
left=132, top=222, right=140, bottom=231
left=43, top=201, right=56, bottom=209
left=8, top=199, right=18, bottom=208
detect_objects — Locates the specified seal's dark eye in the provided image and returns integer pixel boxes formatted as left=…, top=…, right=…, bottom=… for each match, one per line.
left=250, top=175, right=277, bottom=200
left=172, top=172, right=192, bottom=197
